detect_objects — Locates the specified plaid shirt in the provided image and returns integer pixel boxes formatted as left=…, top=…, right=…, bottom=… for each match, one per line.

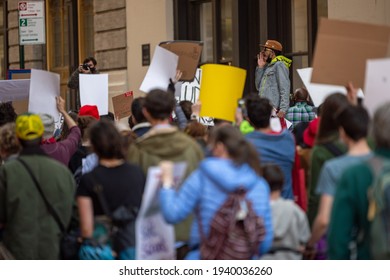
left=286, top=102, right=316, bottom=130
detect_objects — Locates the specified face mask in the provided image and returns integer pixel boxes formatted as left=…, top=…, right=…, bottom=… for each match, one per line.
left=266, top=56, right=272, bottom=64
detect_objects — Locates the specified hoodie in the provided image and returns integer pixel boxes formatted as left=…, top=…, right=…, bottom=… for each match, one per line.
left=159, top=157, right=273, bottom=259
left=246, top=129, right=295, bottom=199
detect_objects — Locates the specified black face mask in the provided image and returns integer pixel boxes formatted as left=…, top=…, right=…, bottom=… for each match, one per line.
left=266, top=56, right=273, bottom=64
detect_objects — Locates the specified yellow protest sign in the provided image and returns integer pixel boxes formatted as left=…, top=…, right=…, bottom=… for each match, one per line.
left=199, top=64, right=246, bottom=122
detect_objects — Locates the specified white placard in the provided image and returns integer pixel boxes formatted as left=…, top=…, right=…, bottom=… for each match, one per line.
left=364, top=58, right=390, bottom=117
left=0, top=79, right=30, bottom=102
left=28, top=69, right=60, bottom=122
left=136, top=162, right=187, bottom=260
left=140, top=46, right=178, bottom=93
left=79, top=74, right=109, bottom=115
left=176, top=68, right=214, bottom=126
left=297, top=67, right=364, bottom=107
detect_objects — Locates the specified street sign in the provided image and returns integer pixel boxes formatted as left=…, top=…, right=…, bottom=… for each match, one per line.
left=18, top=1, right=45, bottom=45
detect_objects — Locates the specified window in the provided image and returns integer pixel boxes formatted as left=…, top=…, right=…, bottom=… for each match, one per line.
left=220, top=0, right=233, bottom=64
left=290, top=0, right=309, bottom=90
left=199, top=2, right=214, bottom=63
left=79, top=0, right=94, bottom=59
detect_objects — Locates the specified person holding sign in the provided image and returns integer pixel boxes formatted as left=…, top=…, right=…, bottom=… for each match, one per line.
left=159, top=125, right=273, bottom=260
left=255, top=40, right=291, bottom=127
left=67, top=57, right=99, bottom=109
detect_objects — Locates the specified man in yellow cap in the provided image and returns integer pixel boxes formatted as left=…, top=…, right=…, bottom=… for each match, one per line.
left=255, top=39, right=292, bottom=127
left=0, top=113, right=75, bottom=259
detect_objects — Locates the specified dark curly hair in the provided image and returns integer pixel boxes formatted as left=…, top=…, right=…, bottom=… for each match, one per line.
left=0, top=102, right=17, bottom=127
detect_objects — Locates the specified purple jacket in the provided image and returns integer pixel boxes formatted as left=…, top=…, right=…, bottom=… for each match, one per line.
left=41, top=126, right=81, bottom=166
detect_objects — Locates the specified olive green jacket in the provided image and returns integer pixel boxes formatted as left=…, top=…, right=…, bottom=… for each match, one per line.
left=0, top=153, right=75, bottom=259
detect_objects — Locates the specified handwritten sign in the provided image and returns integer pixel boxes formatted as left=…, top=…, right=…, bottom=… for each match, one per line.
left=176, top=69, right=214, bottom=126
left=112, top=91, right=133, bottom=119
left=136, top=163, right=187, bottom=260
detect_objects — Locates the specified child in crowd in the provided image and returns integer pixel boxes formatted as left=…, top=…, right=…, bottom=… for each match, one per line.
left=260, top=164, right=310, bottom=260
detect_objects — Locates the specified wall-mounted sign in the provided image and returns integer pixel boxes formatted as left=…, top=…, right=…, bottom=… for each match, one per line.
left=142, top=44, right=151, bottom=66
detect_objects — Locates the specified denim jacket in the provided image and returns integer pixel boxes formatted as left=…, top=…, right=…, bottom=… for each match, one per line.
left=255, top=55, right=291, bottom=113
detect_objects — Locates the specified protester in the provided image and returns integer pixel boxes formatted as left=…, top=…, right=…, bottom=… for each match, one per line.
left=68, top=115, right=97, bottom=174
left=67, top=57, right=99, bottom=109
left=0, top=113, right=75, bottom=259
left=260, top=164, right=310, bottom=260
left=286, top=88, right=316, bottom=131
left=255, top=39, right=291, bottom=127
left=159, top=125, right=273, bottom=259
left=40, top=96, right=81, bottom=166
left=306, top=104, right=372, bottom=259
left=128, top=97, right=151, bottom=138
left=307, top=93, right=349, bottom=225
left=127, top=89, right=203, bottom=257
left=0, top=102, right=17, bottom=127
left=244, top=94, right=295, bottom=199
left=328, top=102, right=390, bottom=259
left=0, top=123, right=21, bottom=164
left=76, top=120, right=145, bottom=259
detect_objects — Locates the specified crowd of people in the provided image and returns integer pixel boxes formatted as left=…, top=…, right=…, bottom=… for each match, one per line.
left=0, top=42, right=388, bottom=261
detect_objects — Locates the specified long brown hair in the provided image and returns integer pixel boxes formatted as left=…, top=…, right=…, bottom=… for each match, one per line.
left=315, top=93, right=349, bottom=145
left=208, top=125, right=262, bottom=176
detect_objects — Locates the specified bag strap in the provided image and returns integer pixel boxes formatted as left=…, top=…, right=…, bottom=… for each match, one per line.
left=17, top=158, right=66, bottom=233
left=196, top=170, right=246, bottom=244
left=89, top=173, right=113, bottom=220
left=322, top=142, right=344, bottom=157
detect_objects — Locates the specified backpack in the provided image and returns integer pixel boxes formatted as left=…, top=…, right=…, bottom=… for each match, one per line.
left=198, top=187, right=265, bottom=260
left=367, top=157, right=390, bottom=259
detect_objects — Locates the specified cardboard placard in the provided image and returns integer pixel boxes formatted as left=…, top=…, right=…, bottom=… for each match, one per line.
left=112, top=91, right=134, bottom=119
left=297, top=67, right=364, bottom=107
left=159, top=41, right=203, bottom=82
left=199, top=64, right=246, bottom=122
left=311, top=18, right=390, bottom=89
left=364, top=58, right=390, bottom=116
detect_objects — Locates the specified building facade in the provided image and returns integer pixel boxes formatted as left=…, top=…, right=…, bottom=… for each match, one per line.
left=0, top=0, right=389, bottom=111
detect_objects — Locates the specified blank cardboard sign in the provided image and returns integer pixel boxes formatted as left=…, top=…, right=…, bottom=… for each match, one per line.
left=312, top=18, right=390, bottom=89
left=364, top=58, right=390, bottom=117
left=159, top=41, right=203, bottom=82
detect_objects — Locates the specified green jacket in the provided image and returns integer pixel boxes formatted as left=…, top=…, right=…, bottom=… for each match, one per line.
left=127, top=126, right=204, bottom=179
left=127, top=126, right=204, bottom=242
left=307, top=140, right=347, bottom=225
left=328, top=149, right=390, bottom=259
left=0, top=153, right=75, bottom=259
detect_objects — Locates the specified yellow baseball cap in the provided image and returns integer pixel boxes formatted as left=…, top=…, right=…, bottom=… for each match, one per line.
left=15, top=113, right=44, bottom=141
